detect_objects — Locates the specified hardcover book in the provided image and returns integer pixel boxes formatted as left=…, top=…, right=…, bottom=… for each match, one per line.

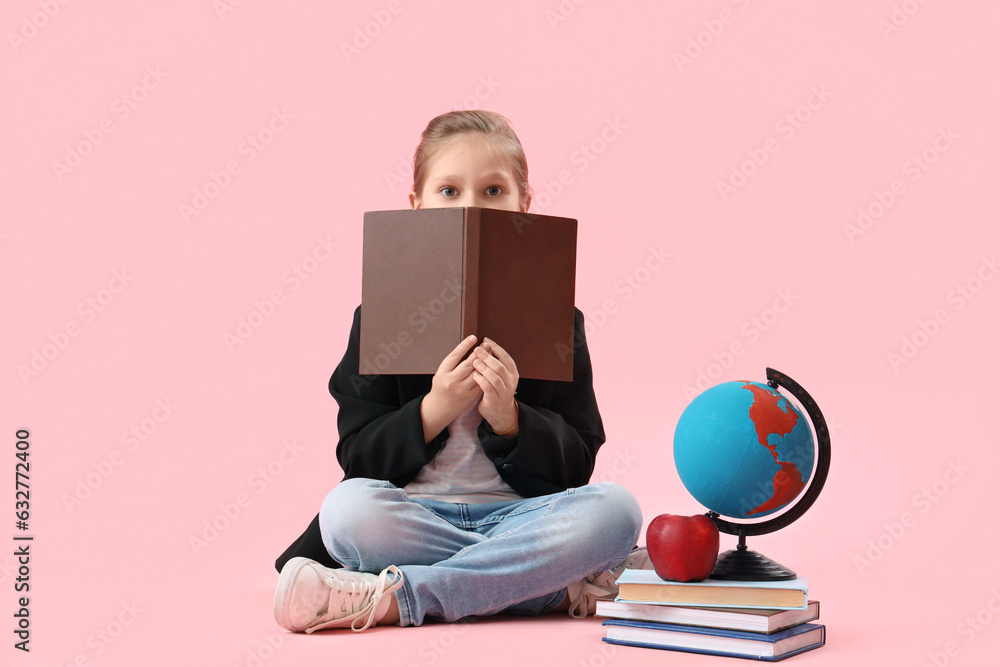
left=602, top=619, right=826, bottom=661
left=595, top=599, right=821, bottom=634
left=360, top=207, right=578, bottom=381
left=615, top=570, right=809, bottom=610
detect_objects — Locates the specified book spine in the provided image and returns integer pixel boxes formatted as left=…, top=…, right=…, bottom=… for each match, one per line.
left=462, top=207, right=481, bottom=338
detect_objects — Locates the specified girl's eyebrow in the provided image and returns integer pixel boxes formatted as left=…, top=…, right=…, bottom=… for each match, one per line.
left=478, top=171, right=514, bottom=182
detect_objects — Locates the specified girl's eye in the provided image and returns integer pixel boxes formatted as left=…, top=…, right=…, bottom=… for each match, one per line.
left=486, top=186, right=502, bottom=196
left=441, top=187, right=458, bottom=197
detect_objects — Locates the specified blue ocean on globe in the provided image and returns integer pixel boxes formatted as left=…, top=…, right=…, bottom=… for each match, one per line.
left=673, top=381, right=815, bottom=519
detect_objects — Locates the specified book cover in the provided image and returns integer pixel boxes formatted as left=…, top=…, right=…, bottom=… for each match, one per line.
left=614, top=570, right=809, bottom=610
left=595, top=599, right=821, bottom=634
left=602, top=619, right=826, bottom=661
left=360, top=207, right=577, bottom=381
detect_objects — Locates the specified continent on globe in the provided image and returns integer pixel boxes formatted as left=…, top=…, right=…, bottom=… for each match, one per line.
left=673, top=380, right=815, bottom=520
left=743, top=383, right=807, bottom=515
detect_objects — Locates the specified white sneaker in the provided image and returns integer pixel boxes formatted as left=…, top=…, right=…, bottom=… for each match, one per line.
left=273, top=557, right=404, bottom=633
left=612, top=546, right=651, bottom=577
left=566, top=547, right=652, bottom=618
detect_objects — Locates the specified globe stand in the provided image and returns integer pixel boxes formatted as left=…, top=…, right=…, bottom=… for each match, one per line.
left=704, top=368, right=831, bottom=582
left=707, top=520, right=797, bottom=581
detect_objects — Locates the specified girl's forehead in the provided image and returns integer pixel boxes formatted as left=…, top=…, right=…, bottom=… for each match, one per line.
left=426, top=134, right=516, bottom=180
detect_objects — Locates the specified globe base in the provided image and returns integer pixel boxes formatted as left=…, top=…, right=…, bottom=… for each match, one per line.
left=711, top=546, right=797, bottom=581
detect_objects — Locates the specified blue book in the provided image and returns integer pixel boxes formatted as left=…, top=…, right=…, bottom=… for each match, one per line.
left=602, top=619, right=826, bottom=661
left=615, top=569, right=808, bottom=610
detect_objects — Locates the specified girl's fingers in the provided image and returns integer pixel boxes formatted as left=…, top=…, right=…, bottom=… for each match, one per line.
left=473, top=354, right=509, bottom=393
left=473, top=348, right=505, bottom=377
left=482, top=338, right=517, bottom=375
left=437, top=335, right=478, bottom=373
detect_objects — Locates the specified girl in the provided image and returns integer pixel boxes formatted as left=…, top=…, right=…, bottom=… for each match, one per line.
left=273, top=110, right=646, bottom=633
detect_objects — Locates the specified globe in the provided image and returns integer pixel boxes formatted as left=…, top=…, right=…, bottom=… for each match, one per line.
left=673, top=380, right=815, bottom=520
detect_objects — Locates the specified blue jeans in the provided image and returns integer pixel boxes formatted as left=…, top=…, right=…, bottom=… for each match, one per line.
left=319, top=478, right=642, bottom=627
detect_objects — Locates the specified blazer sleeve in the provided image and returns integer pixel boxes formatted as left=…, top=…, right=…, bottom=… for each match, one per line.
left=328, top=306, right=448, bottom=486
left=478, top=308, right=606, bottom=497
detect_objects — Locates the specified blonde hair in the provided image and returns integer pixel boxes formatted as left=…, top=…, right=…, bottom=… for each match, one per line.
left=412, top=110, right=532, bottom=210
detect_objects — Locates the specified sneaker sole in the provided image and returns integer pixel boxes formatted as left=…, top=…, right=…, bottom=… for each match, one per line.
left=273, top=557, right=313, bottom=632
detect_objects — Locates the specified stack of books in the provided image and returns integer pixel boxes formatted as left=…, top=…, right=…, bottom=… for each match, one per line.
left=597, top=570, right=825, bottom=661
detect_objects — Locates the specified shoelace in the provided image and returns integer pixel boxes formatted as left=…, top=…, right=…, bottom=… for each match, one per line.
left=305, top=565, right=404, bottom=634
left=566, top=549, right=651, bottom=619
left=567, top=570, right=619, bottom=619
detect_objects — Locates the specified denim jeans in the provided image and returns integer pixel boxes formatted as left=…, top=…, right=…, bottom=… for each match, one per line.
left=319, top=478, right=642, bottom=627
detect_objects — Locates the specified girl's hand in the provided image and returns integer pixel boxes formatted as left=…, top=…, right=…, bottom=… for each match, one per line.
left=420, top=335, right=482, bottom=443
left=472, top=338, right=520, bottom=437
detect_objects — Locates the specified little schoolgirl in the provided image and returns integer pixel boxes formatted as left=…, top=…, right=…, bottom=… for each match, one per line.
left=273, top=110, right=646, bottom=632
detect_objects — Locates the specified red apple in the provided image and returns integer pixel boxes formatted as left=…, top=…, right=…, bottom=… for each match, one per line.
left=646, top=513, right=720, bottom=582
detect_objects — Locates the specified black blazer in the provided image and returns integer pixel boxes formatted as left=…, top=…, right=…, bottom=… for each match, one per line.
left=275, top=305, right=605, bottom=572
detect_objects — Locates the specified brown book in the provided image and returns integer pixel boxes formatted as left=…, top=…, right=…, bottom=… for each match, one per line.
left=360, top=207, right=577, bottom=381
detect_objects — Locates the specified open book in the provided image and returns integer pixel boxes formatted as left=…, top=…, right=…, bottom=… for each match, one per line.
left=360, top=207, right=578, bottom=381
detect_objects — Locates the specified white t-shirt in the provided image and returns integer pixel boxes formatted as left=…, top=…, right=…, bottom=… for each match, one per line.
left=403, top=394, right=521, bottom=503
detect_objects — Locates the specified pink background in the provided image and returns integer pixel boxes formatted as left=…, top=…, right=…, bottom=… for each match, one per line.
left=4, top=1, right=999, bottom=665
